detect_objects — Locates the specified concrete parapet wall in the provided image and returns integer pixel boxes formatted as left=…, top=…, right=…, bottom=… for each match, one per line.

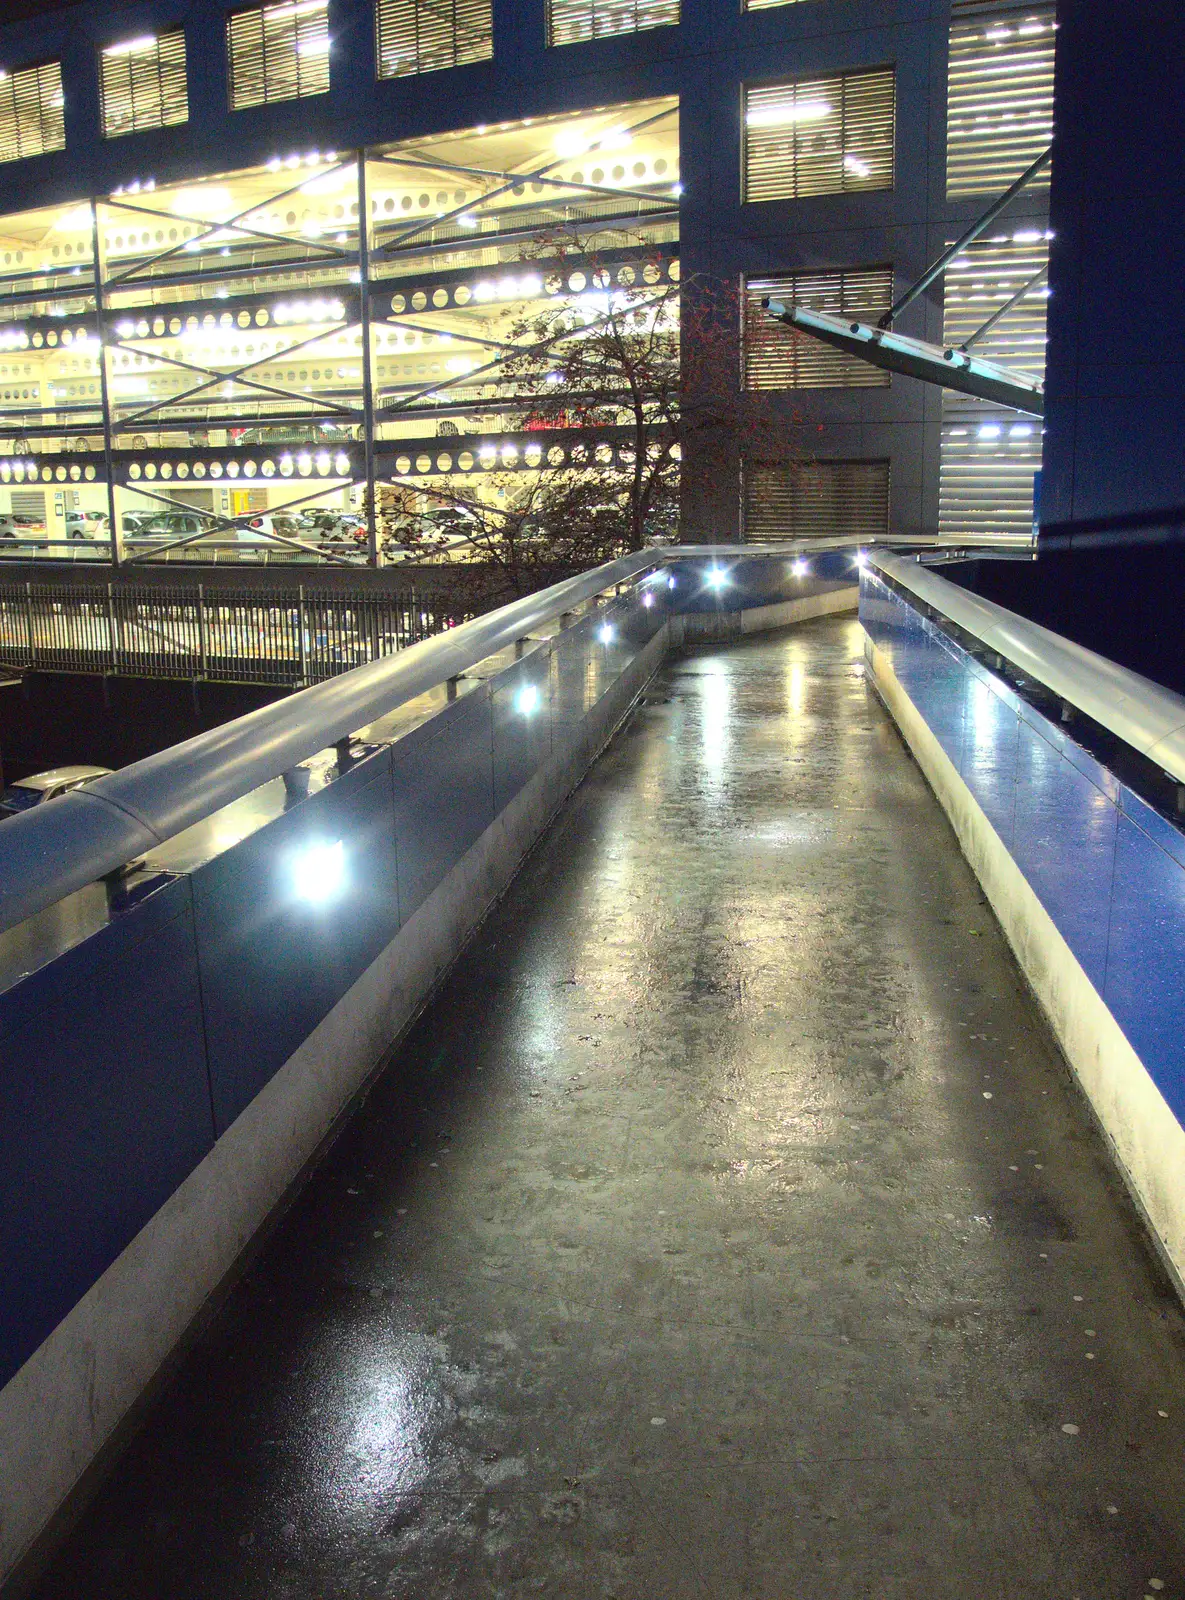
left=866, top=630, right=1185, bottom=1300
left=0, top=626, right=666, bottom=1587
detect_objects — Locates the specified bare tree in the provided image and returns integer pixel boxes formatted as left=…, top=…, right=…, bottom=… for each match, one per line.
left=376, top=227, right=814, bottom=587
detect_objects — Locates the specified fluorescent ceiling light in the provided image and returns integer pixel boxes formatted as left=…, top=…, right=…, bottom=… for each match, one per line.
left=746, top=101, right=832, bottom=128
left=103, top=35, right=157, bottom=57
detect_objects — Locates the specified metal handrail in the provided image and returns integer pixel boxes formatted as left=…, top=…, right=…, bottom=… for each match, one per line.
left=0, top=549, right=673, bottom=932
left=872, top=554, right=1185, bottom=788
left=0, top=538, right=903, bottom=933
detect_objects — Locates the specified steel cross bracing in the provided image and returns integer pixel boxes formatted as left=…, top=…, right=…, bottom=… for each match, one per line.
left=378, top=286, right=677, bottom=418
left=118, top=477, right=364, bottom=564
left=100, top=162, right=359, bottom=292
left=375, top=103, right=678, bottom=258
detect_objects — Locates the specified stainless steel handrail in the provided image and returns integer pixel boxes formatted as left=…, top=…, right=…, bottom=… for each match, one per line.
left=0, top=538, right=891, bottom=933
left=872, top=553, right=1185, bottom=788
left=0, top=550, right=666, bottom=932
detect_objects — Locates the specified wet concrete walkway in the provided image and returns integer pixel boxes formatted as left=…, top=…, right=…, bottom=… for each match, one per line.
left=27, top=617, right=1185, bottom=1599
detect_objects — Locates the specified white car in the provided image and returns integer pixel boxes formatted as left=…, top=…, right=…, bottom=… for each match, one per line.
left=0, top=765, right=113, bottom=818
left=66, top=510, right=110, bottom=541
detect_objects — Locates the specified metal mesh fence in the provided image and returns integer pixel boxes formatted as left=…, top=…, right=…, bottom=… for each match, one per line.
left=0, top=582, right=461, bottom=687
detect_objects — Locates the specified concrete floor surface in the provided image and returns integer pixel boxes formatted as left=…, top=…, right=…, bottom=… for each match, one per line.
left=25, top=617, right=1185, bottom=1599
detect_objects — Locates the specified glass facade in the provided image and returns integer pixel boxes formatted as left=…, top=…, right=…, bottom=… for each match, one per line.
left=0, top=97, right=679, bottom=565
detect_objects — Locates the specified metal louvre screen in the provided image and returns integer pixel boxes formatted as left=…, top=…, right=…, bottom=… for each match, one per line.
left=100, top=30, right=189, bottom=139
left=744, top=68, right=895, bottom=202
left=743, top=459, right=890, bottom=543
left=938, top=232, right=1048, bottom=542
left=547, top=0, right=679, bottom=47
left=946, top=0, right=1055, bottom=198
left=376, top=0, right=494, bottom=76
left=227, top=0, right=330, bottom=111
left=0, top=62, right=65, bottom=165
left=100, top=31, right=188, bottom=139
left=745, top=266, right=893, bottom=389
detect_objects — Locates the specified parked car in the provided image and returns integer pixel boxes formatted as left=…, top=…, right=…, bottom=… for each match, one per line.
left=65, top=510, right=109, bottom=541
left=121, top=510, right=156, bottom=536
left=0, top=765, right=113, bottom=818
left=0, top=512, right=48, bottom=547
left=130, top=511, right=208, bottom=543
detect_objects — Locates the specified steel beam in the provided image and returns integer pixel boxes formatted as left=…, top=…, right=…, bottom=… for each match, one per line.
left=764, top=302, right=1044, bottom=417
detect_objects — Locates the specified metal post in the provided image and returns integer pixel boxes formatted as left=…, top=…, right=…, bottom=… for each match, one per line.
left=356, top=150, right=380, bottom=568
left=24, top=580, right=34, bottom=668
left=958, top=265, right=1048, bottom=353
left=878, top=146, right=1052, bottom=330
left=106, top=582, right=121, bottom=672
left=198, top=583, right=209, bottom=679
left=90, top=200, right=121, bottom=568
left=297, top=584, right=309, bottom=685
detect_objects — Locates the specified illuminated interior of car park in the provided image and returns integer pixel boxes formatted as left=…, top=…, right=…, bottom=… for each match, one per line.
left=0, top=96, right=679, bottom=564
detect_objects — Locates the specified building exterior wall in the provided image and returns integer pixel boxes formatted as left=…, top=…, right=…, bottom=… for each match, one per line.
left=0, top=0, right=1051, bottom=550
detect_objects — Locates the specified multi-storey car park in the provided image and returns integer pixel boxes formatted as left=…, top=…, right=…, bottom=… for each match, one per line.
left=0, top=0, right=1054, bottom=564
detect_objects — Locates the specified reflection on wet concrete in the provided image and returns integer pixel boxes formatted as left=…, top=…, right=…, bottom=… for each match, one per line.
left=28, top=617, right=1185, bottom=1599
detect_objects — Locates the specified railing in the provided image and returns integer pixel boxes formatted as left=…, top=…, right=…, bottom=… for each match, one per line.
left=0, top=581, right=457, bottom=686
left=872, top=553, right=1185, bottom=786
left=0, top=540, right=873, bottom=934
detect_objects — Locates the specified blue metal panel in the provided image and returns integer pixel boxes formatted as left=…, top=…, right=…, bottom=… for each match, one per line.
left=1011, top=715, right=1117, bottom=989
left=550, top=618, right=597, bottom=746
left=0, top=876, right=212, bottom=1388
left=391, top=688, right=495, bottom=924
left=491, top=652, right=554, bottom=814
left=1119, top=786, right=1185, bottom=872
left=959, top=673, right=1019, bottom=850
left=1105, top=813, right=1185, bottom=1123
left=913, top=624, right=967, bottom=771
left=191, top=751, right=402, bottom=1133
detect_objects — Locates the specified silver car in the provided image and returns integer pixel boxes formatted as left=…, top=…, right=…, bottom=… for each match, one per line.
left=0, top=764, right=113, bottom=818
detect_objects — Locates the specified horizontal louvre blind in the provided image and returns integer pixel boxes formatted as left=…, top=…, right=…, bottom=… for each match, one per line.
left=228, top=0, right=330, bottom=111
left=745, top=68, right=895, bottom=203
left=745, top=266, right=892, bottom=389
left=941, top=231, right=1049, bottom=378
left=744, top=459, right=890, bottom=543
left=946, top=1, right=1055, bottom=198
left=0, top=62, right=65, bottom=165
left=376, top=0, right=493, bottom=76
left=10, top=490, right=46, bottom=520
left=101, top=30, right=189, bottom=139
left=547, top=0, right=679, bottom=48
left=938, top=402, right=1041, bottom=542
left=938, top=232, right=1048, bottom=541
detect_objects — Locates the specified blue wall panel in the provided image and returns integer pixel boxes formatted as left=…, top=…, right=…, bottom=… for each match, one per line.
left=862, top=568, right=1185, bottom=1129
left=492, top=655, right=555, bottom=814
left=1011, top=711, right=1116, bottom=991
left=391, top=690, right=496, bottom=925
left=0, top=877, right=213, bottom=1387
left=958, top=672, right=1018, bottom=852
left=192, top=752, right=402, bottom=1133
left=1104, top=815, right=1185, bottom=1126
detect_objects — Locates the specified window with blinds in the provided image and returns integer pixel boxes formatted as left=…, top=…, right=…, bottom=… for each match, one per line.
left=100, top=30, right=188, bottom=139
left=0, top=61, right=65, bottom=165
left=745, top=266, right=893, bottom=389
left=938, top=232, right=1048, bottom=541
left=946, top=0, right=1055, bottom=198
left=547, top=0, right=679, bottom=48
left=227, top=0, right=330, bottom=111
left=744, top=68, right=895, bottom=202
left=376, top=0, right=493, bottom=77
left=743, top=459, right=890, bottom=543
